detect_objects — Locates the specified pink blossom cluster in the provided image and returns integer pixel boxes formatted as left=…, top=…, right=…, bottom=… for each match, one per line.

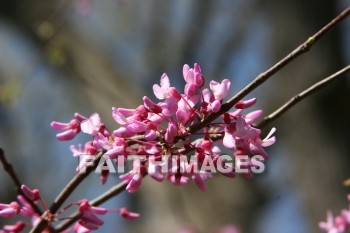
left=319, top=194, right=350, bottom=233
left=0, top=185, right=139, bottom=233
left=0, top=185, right=42, bottom=233
left=51, top=63, right=276, bottom=192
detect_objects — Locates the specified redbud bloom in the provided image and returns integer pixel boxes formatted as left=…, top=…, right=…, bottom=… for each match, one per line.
left=184, top=83, right=198, bottom=98
left=73, top=222, right=91, bottom=233
left=165, top=121, right=178, bottom=144
left=51, top=119, right=81, bottom=141
left=80, top=113, right=101, bottom=136
left=1, top=221, right=25, bottom=232
left=234, top=98, right=257, bottom=109
left=21, top=185, right=40, bottom=201
left=51, top=113, right=87, bottom=140
left=245, top=110, right=263, bottom=125
left=209, top=79, right=231, bottom=100
left=0, top=202, right=20, bottom=218
left=249, top=128, right=276, bottom=159
left=153, top=73, right=172, bottom=100
left=143, top=96, right=162, bottom=114
left=183, top=63, right=204, bottom=87
left=160, top=98, right=178, bottom=116
left=17, top=195, right=35, bottom=217
left=120, top=160, right=146, bottom=193
left=144, top=130, right=157, bottom=141
left=112, top=107, right=147, bottom=135
left=119, top=208, right=140, bottom=220
left=223, top=125, right=236, bottom=150
left=192, top=172, right=212, bottom=192
left=78, top=200, right=107, bottom=230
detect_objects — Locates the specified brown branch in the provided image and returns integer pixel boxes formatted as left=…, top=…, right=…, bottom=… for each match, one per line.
left=30, top=152, right=103, bottom=233
left=255, top=64, right=350, bottom=128
left=187, top=6, right=350, bottom=134
left=54, top=181, right=127, bottom=232
left=0, top=148, right=43, bottom=216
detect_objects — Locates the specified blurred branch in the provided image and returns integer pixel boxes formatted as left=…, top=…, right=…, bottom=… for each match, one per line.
left=0, top=148, right=43, bottom=216
left=256, top=64, right=350, bottom=128
left=187, top=6, right=350, bottom=134
left=30, top=152, right=103, bottom=233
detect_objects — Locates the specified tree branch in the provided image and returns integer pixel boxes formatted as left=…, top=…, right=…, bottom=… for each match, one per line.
left=54, top=181, right=127, bottom=232
left=255, top=64, right=350, bottom=128
left=30, top=152, right=103, bottom=233
left=187, top=6, right=350, bottom=134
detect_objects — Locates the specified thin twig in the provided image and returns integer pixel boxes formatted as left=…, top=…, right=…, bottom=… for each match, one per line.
left=255, top=64, right=350, bottom=128
left=30, top=152, right=103, bottom=233
left=187, top=6, right=350, bottom=134
left=0, top=148, right=43, bottom=216
left=54, top=181, right=127, bottom=232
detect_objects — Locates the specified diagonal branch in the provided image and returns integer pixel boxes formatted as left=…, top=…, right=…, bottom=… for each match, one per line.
left=54, top=181, right=127, bottom=232
left=187, top=6, right=350, bottom=134
left=30, top=152, right=103, bottom=233
left=0, top=148, right=43, bottom=216
left=255, top=64, right=350, bottom=128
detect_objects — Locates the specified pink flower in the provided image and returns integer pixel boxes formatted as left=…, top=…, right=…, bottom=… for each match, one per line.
left=120, top=160, right=146, bottom=193
left=209, top=79, right=231, bottom=100
left=78, top=200, right=107, bottom=230
left=51, top=113, right=87, bottom=141
left=21, top=185, right=40, bottom=201
left=249, top=127, right=276, bottom=159
left=202, top=88, right=222, bottom=113
left=160, top=98, right=179, bottom=116
left=143, top=96, right=162, bottom=114
left=73, top=222, right=91, bottom=233
left=1, top=221, right=25, bottom=233
left=192, top=171, right=212, bottom=192
left=119, top=208, right=140, bottom=220
left=70, top=142, right=99, bottom=172
left=164, top=121, right=178, bottom=144
left=80, top=113, right=102, bottom=136
left=319, top=193, right=350, bottom=233
left=183, top=63, right=204, bottom=87
left=0, top=202, right=20, bottom=218
left=176, top=95, right=198, bottom=124
left=153, top=73, right=173, bottom=100
left=17, top=195, right=36, bottom=218
left=234, top=98, right=257, bottom=109
left=112, top=107, right=147, bottom=137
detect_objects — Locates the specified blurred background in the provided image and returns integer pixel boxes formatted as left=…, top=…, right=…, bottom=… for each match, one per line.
left=0, top=0, right=349, bottom=232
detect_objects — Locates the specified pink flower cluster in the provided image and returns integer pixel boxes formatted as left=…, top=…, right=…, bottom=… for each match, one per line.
left=319, top=194, right=350, bottom=233
left=0, top=185, right=44, bottom=233
left=51, top=63, right=276, bottom=192
left=0, top=185, right=139, bottom=233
